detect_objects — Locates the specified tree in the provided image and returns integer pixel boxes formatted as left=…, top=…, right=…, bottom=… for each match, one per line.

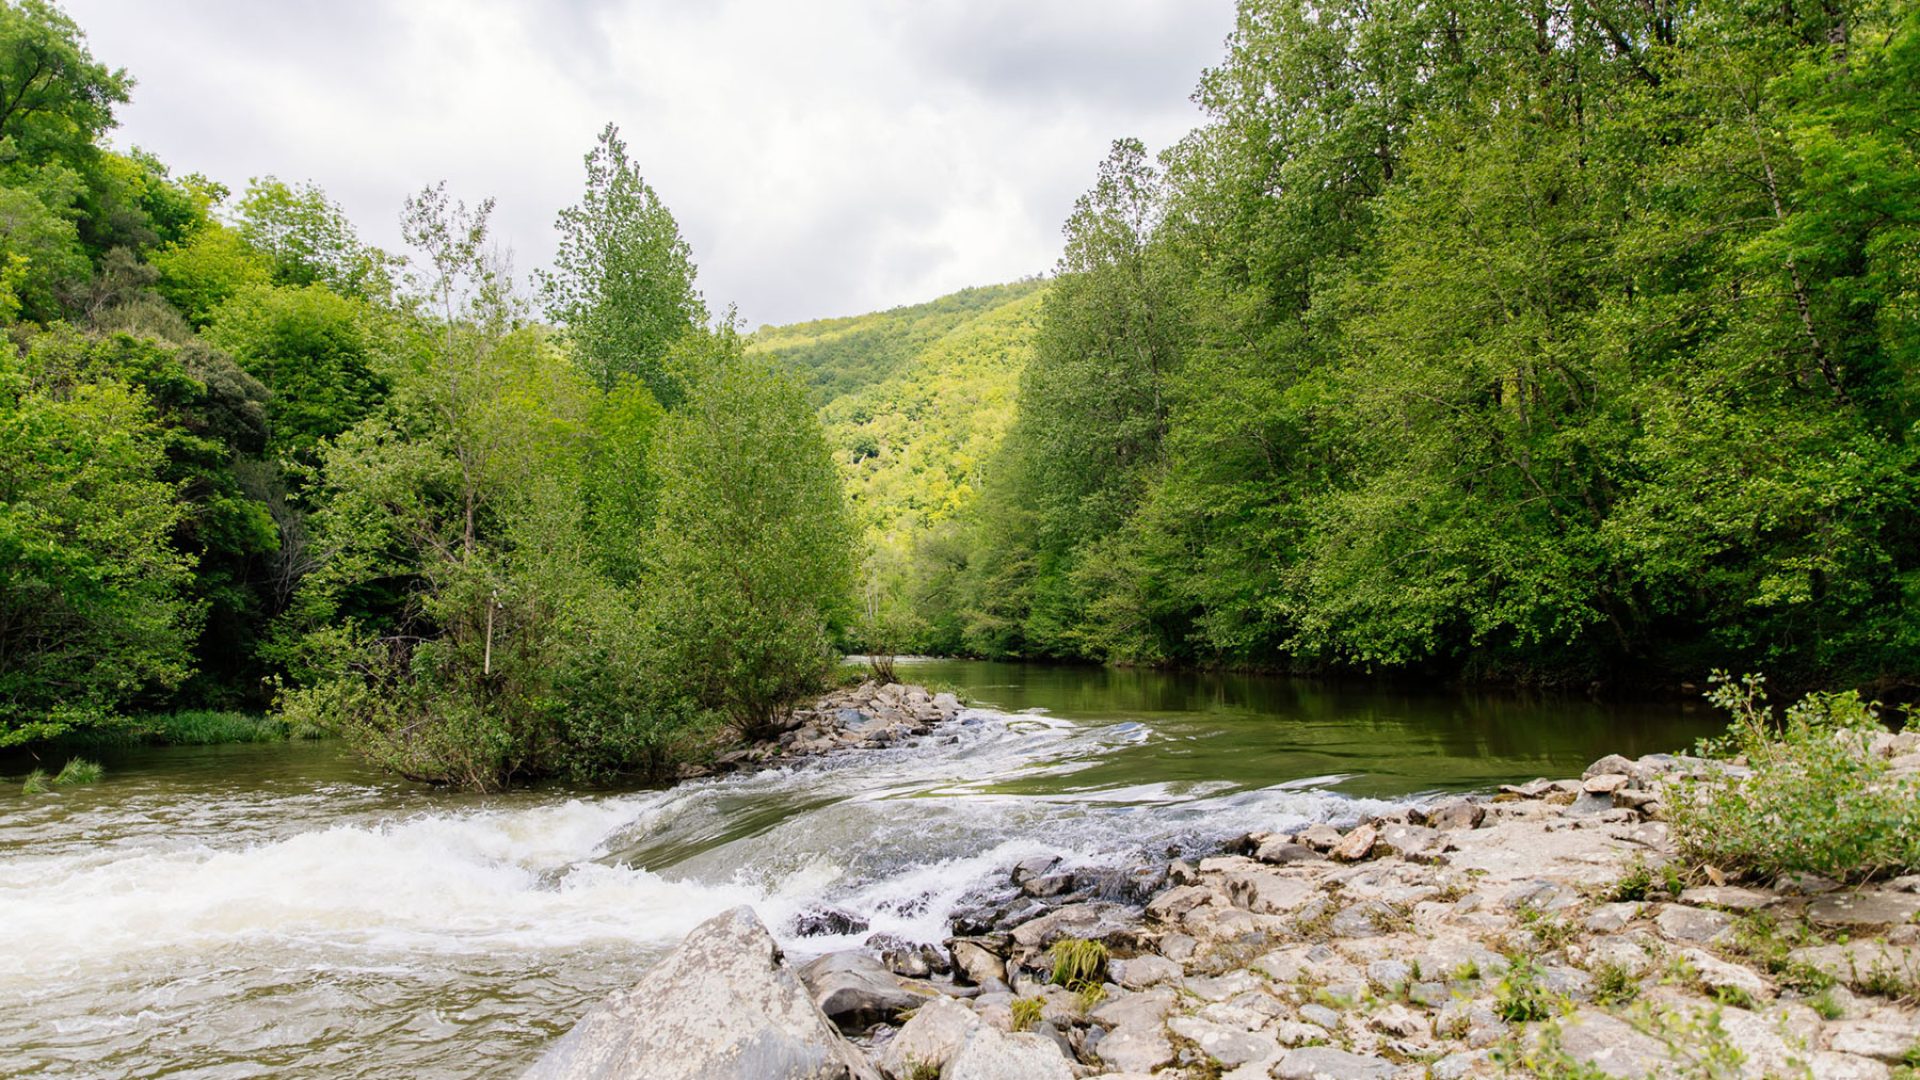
left=647, top=334, right=857, bottom=740
left=0, top=329, right=197, bottom=744
left=541, top=123, right=706, bottom=399
left=0, top=0, right=130, bottom=167
left=234, top=177, right=397, bottom=302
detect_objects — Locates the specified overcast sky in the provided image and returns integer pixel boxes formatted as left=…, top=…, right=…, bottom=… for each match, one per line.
left=66, top=0, right=1235, bottom=328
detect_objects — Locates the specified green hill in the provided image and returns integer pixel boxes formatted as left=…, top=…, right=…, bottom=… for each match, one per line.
left=749, top=281, right=1046, bottom=545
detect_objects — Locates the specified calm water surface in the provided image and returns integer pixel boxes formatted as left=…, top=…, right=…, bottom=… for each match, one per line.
left=0, top=660, right=1720, bottom=1077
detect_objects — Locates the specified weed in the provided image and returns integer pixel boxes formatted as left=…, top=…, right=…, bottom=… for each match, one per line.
left=1609, top=859, right=1654, bottom=902
left=1809, top=987, right=1846, bottom=1020
left=1452, top=960, right=1482, bottom=982
left=1494, top=958, right=1564, bottom=1023
left=53, top=758, right=102, bottom=786
left=1723, top=913, right=1835, bottom=993
left=1009, top=996, right=1043, bottom=1033
left=21, top=769, right=50, bottom=795
left=1075, top=982, right=1107, bottom=1013
left=1047, top=938, right=1108, bottom=990
left=904, top=1061, right=940, bottom=1080
left=1517, top=905, right=1580, bottom=952
left=1591, top=962, right=1640, bottom=1006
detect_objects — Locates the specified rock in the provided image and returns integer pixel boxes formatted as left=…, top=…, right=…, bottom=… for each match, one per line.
left=1559, top=792, right=1618, bottom=818
left=1653, top=903, right=1734, bottom=945
left=943, top=1024, right=1075, bottom=1080
left=1329, top=824, right=1379, bottom=862
left=1168, top=1016, right=1280, bottom=1067
left=1583, top=773, right=1631, bottom=794
left=1221, top=869, right=1318, bottom=914
left=1012, top=854, right=1062, bottom=884
left=800, top=952, right=929, bottom=1030
left=1095, top=1023, right=1175, bottom=1074
left=522, top=906, right=877, bottom=1080
left=1548, top=1008, right=1674, bottom=1078
left=1585, top=754, right=1639, bottom=780
left=1111, top=954, right=1182, bottom=989
left=1788, top=941, right=1920, bottom=990
left=1255, top=836, right=1322, bottom=864
left=866, top=934, right=948, bottom=979
left=1808, top=890, right=1920, bottom=930
left=1375, top=823, right=1449, bottom=863
left=1010, top=902, right=1142, bottom=953
left=1090, top=986, right=1177, bottom=1030
left=1678, top=886, right=1779, bottom=912
left=948, top=939, right=1006, bottom=987
left=1678, top=947, right=1771, bottom=1002
left=1368, top=1003, right=1427, bottom=1039
left=1146, top=884, right=1211, bottom=922
left=1157, top=932, right=1198, bottom=962
left=793, top=908, right=871, bottom=937
left=1272, top=1021, right=1331, bottom=1047
left=1365, top=959, right=1411, bottom=987
left=1806, top=1053, right=1895, bottom=1080
left=1418, top=798, right=1486, bottom=831
left=1298, top=1003, right=1342, bottom=1029
left=1271, top=1045, right=1396, bottom=1079
left=1584, top=902, right=1644, bottom=934
left=876, top=995, right=978, bottom=1079
left=1829, top=1022, right=1920, bottom=1063
left=1429, top=1050, right=1492, bottom=1080
left=1296, top=823, right=1344, bottom=852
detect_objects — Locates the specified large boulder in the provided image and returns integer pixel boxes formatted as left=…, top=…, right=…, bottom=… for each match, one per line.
left=522, top=906, right=879, bottom=1080
left=875, top=995, right=979, bottom=1079
left=943, top=1024, right=1076, bottom=1080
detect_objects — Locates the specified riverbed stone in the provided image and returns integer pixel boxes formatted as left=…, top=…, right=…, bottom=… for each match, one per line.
left=1296, top=823, right=1344, bottom=852
left=1090, top=985, right=1176, bottom=1030
left=875, top=995, right=978, bottom=1079
left=1419, top=798, right=1486, bottom=831
left=949, top=939, right=1007, bottom=987
left=1548, top=1008, right=1675, bottom=1078
left=1329, top=824, right=1379, bottom=862
left=1678, top=886, right=1779, bottom=912
left=1271, top=1045, right=1396, bottom=1079
left=1808, top=890, right=1920, bottom=930
left=1787, top=941, right=1920, bottom=990
left=1146, top=884, right=1211, bottom=922
left=1678, top=947, right=1771, bottom=1002
left=1111, top=954, right=1182, bottom=989
left=1168, top=1016, right=1280, bottom=1067
left=522, top=906, right=878, bottom=1080
left=1222, top=869, right=1318, bottom=914
left=943, top=1024, right=1075, bottom=1080
left=1009, top=902, right=1141, bottom=953
left=1654, top=903, right=1735, bottom=945
left=1096, top=1023, right=1176, bottom=1073
left=800, top=951, right=931, bottom=1030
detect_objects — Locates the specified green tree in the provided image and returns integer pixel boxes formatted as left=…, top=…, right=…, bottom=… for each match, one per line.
left=235, top=177, right=397, bottom=301
left=204, top=282, right=390, bottom=464
left=647, top=335, right=857, bottom=739
left=0, top=0, right=130, bottom=167
left=541, top=123, right=706, bottom=399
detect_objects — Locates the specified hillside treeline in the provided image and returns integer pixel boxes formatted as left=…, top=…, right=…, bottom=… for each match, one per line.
left=0, top=2, right=855, bottom=785
left=878, top=0, right=1920, bottom=689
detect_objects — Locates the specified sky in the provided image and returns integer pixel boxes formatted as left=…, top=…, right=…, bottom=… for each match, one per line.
left=67, top=0, right=1237, bottom=328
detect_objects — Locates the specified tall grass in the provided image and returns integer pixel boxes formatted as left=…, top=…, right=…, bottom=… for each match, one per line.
left=53, top=758, right=103, bottom=785
left=144, top=711, right=289, bottom=745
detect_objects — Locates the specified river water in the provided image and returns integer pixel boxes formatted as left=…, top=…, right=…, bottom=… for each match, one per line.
left=0, top=660, right=1720, bottom=1078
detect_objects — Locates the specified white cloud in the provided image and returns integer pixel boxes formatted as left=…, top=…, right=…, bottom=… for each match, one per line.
left=67, top=0, right=1234, bottom=326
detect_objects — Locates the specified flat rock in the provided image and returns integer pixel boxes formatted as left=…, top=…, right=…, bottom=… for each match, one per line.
left=949, top=939, right=1006, bottom=987
left=1255, top=838, right=1323, bottom=864
left=1145, top=884, right=1211, bottom=922
left=1166, top=1016, right=1280, bottom=1067
left=1788, top=941, right=1920, bottom=990
left=1420, top=798, right=1486, bottom=831
left=1549, top=1008, right=1674, bottom=1078
left=944, top=1024, right=1074, bottom=1080
left=800, top=952, right=930, bottom=1030
left=1808, top=890, right=1920, bottom=930
left=1094, top=1023, right=1175, bottom=1074
left=1679, top=886, right=1780, bottom=912
left=1329, top=824, right=1379, bottom=862
left=1296, top=823, right=1344, bottom=851
left=1008, top=902, right=1139, bottom=952
left=1090, top=986, right=1176, bottom=1030
left=1111, top=954, right=1183, bottom=989
left=876, top=995, right=978, bottom=1079
left=1654, top=903, right=1735, bottom=945
left=1828, top=1022, right=1920, bottom=1063
left=1271, top=1045, right=1396, bottom=1079
left=1375, top=823, right=1449, bottom=863
left=1584, top=902, right=1644, bottom=934
left=1221, top=870, right=1318, bottom=914
left=1678, top=947, right=1771, bottom=1001
left=1583, top=773, right=1631, bottom=794
left=522, top=906, right=878, bottom=1080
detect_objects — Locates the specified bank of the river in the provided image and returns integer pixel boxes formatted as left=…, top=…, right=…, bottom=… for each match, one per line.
left=532, top=699, right=1920, bottom=1080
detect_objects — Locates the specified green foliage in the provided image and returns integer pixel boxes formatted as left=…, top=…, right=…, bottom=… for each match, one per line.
left=541, top=123, right=705, bottom=398
left=0, top=333, right=198, bottom=745
left=234, top=177, right=395, bottom=301
left=20, top=767, right=47, bottom=794
left=1668, top=673, right=1920, bottom=881
left=204, top=282, right=390, bottom=463
left=145, top=710, right=286, bottom=745
left=0, top=1, right=130, bottom=168
left=149, top=222, right=273, bottom=326
left=1608, top=859, right=1654, bottom=903
left=1008, top=996, right=1043, bottom=1033
left=52, top=756, right=99, bottom=785
left=1493, top=958, right=1563, bottom=1023
left=1047, top=938, right=1109, bottom=991
left=1591, top=962, right=1639, bottom=1007
left=646, top=337, right=858, bottom=741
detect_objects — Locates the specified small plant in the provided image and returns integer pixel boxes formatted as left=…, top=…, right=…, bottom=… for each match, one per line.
left=1591, top=961, right=1640, bottom=1006
left=1667, top=673, right=1920, bottom=881
left=1516, top=905, right=1580, bottom=952
left=1074, top=982, right=1107, bottom=1013
left=1809, top=987, right=1846, bottom=1020
left=147, top=710, right=288, bottom=745
left=1452, top=960, right=1482, bottom=982
left=1009, top=996, right=1043, bottom=1033
left=1047, top=938, right=1108, bottom=990
left=1609, top=859, right=1654, bottom=902
left=904, top=1060, right=939, bottom=1080
left=1493, top=958, right=1562, bottom=1023
left=21, top=769, right=51, bottom=795
left=53, top=758, right=103, bottom=786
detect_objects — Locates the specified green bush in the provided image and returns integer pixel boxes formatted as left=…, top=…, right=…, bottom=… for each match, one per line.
left=147, top=710, right=286, bottom=745
left=1667, top=673, right=1920, bottom=881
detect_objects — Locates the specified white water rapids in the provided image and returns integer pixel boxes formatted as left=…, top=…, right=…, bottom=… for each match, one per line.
left=0, top=698, right=1417, bottom=1078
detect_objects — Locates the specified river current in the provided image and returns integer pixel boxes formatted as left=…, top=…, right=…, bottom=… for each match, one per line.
left=0, top=660, right=1717, bottom=1077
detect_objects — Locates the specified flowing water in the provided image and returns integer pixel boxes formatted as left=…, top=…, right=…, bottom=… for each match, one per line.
left=0, top=660, right=1721, bottom=1078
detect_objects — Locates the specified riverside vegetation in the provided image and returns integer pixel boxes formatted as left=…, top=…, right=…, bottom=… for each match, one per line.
left=0, top=2, right=854, bottom=787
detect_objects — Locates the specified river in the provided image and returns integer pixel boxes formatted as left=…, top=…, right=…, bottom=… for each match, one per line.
left=0, top=660, right=1721, bottom=1078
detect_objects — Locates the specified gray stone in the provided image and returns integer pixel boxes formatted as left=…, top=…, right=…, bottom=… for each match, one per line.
left=1271, top=1045, right=1396, bottom=1079
left=1829, top=1022, right=1919, bottom=1063
left=1653, top=903, right=1735, bottom=945
left=522, top=906, right=878, bottom=1080
left=1094, top=1023, right=1175, bottom=1073
left=1806, top=1052, right=1896, bottom=1080
left=1255, top=837, right=1323, bottom=864
left=949, top=939, right=1006, bottom=988
left=1678, top=886, right=1779, bottom=912
left=1584, top=773, right=1631, bottom=794
left=1329, top=824, right=1379, bottom=862
left=1111, top=954, right=1183, bottom=989
left=1375, top=823, right=1449, bottom=863
left=876, top=995, right=978, bottom=1079
left=1157, top=932, right=1198, bottom=963
left=1009, top=902, right=1139, bottom=952
left=1090, top=986, right=1176, bottom=1030
left=800, top=951, right=929, bottom=1030
left=1585, top=754, right=1638, bottom=780
left=1296, top=823, right=1344, bottom=851
left=1559, top=792, right=1617, bottom=818
left=1365, top=959, right=1411, bottom=988
left=943, top=1024, right=1074, bottom=1080
left=1419, top=798, right=1486, bottom=831
left=1584, top=902, right=1644, bottom=934
left=1677, top=947, right=1770, bottom=1002
left=1548, top=1008, right=1673, bottom=1078
left=1167, top=1016, right=1280, bottom=1067
left=1298, top=1003, right=1342, bottom=1029
left=1808, top=890, right=1920, bottom=930
left=1145, top=884, right=1211, bottom=922
left=1221, top=870, right=1318, bottom=914
left=1368, top=1003, right=1427, bottom=1039
left=1429, top=1050, right=1491, bottom=1080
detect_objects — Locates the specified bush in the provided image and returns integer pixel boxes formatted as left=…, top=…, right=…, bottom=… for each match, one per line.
left=1667, top=673, right=1920, bottom=881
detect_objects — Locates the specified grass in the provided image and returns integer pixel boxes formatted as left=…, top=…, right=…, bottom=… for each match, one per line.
left=1721, top=912, right=1836, bottom=993
left=1608, top=858, right=1654, bottom=902
left=144, top=710, right=293, bottom=745
left=53, top=758, right=102, bottom=785
left=21, top=768, right=50, bottom=795
left=1494, top=958, right=1564, bottom=1023
left=1048, top=938, right=1108, bottom=990
left=1591, top=961, right=1640, bottom=1006
left=1009, top=996, right=1043, bottom=1033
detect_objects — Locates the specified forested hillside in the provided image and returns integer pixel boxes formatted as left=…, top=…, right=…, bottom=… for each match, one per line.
left=872, top=0, right=1920, bottom=691
left=0, top=2, right=856, bottom=786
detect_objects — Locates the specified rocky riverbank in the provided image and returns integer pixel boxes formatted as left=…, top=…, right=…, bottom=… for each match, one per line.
left=533, top=688, right=1920, bottom=1079
left=674, top=680, right=968, bottom=781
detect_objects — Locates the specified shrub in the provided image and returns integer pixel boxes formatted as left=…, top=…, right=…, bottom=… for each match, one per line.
left=1666, top=673, right=1920, bottom=881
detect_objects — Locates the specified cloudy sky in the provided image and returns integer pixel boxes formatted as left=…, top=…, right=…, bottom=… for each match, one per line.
left=67, top=0, right=1236, bottom=327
